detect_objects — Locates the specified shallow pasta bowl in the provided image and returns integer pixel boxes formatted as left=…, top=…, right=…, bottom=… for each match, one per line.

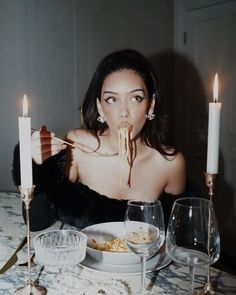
left=82, top=222, right=142, bottom=265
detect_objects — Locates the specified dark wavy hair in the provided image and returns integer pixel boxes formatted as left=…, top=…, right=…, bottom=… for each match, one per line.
left=82, top=49, right=176, bottom=157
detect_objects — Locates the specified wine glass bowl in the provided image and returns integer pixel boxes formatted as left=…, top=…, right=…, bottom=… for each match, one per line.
left=166, top=197, right=220, bottom=294
left=33, top=229, right=87, bottom=267
left=125, top=221, right=162, bottom=257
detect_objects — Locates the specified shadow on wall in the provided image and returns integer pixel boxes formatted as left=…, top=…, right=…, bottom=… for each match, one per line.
left=148, top=51, right=175, bottom=117
left=147, top=50, right=236, bottom=272
left=148, top=50, right=207, bottom=188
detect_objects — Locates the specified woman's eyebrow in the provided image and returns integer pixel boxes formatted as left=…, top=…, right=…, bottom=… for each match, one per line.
left=103, top=89, right=145, bottom=95
left=129, top=88, right=144, bottom=94
left=103, top=88, right=144, bottom=94
left=103, top=91, right=118, bottom=95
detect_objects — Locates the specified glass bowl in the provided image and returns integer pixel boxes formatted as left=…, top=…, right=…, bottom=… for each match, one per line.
left=33, top=229, right=87, bottom=267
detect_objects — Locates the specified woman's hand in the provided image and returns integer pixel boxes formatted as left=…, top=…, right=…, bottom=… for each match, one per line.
left=31, top=125, right=66, bottom=164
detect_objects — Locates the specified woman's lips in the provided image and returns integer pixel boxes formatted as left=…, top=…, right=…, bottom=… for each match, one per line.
left=118, top=121, right=132, bottom=132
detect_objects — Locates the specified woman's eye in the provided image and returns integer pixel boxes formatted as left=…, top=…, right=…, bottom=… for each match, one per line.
left=104, top=97, right=116, bottom=104
left=131, top=95, right=144, bottom=102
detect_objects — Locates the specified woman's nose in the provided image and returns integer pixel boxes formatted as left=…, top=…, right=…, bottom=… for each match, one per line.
left=120, top=103, right=129, bottom=118
left=120, top=111, right=128, bottom=118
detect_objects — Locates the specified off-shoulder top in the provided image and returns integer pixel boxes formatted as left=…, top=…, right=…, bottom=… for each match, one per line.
left=12, top=145, right=200, bottom=231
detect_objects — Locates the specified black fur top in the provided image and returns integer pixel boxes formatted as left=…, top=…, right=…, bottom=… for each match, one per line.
left=12, top=145, right=200, bottom=231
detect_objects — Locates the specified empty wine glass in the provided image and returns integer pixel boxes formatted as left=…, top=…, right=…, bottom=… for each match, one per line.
left=33, top=229, right=87, bottom=295
left=166, top=197, right=220, bottom=295
left=124, top=201, right=165, bottom=295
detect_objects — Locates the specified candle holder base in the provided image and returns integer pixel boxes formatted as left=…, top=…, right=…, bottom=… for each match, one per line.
left=14, top=186, right=47, bottom=295
left=14, top=281, right=47, bottom=295
left=198, top=281, right=224, bottom=295
left=198, top=173, right=222, bottom=295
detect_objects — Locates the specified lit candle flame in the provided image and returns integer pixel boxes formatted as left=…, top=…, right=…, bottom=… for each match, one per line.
left=22, top=94, right=28, bottom=117
left=213, top=73, right=219, bottom=102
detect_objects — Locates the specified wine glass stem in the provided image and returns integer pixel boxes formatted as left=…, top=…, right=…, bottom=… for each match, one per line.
left=207, top=264, right=211, bottom=284
left=60, top=269, right=63, bottom=295
left=189, top=266, right=195, bottom=292
left=140, top=256, right=147, bottom=293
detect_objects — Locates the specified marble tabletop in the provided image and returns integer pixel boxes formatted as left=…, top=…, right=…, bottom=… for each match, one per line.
left=0, top=192, right=236, bottom=295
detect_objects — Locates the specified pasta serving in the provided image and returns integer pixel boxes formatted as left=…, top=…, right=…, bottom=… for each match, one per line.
left=91, top=238, right=130, bottom=253
left=118, top=126, right=132, bottom=187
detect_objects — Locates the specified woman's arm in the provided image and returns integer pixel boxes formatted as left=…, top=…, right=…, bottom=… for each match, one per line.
left=13, top=142, right=128, bottom=231
left=64, top=129, right=80, bottom=182
left=160, top=178, right=202, bottom=229
left=12, top=143, right=66, bottom=193
left=12, top=144, right=66, bottom=231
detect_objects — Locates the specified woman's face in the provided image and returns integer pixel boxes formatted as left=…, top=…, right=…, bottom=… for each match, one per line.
left=97, top=69, right=155, bottom=140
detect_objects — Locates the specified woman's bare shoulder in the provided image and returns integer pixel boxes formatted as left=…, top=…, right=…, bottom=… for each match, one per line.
left=167, top=150, right=185, bottom=165
left=66, top=128, right=89, bottom=140
left=66, top=128, right=99, bottom=148
left=160, top=150, right=186, bottom=172
left=163, top=151, right=186, bottom=195
left=151, top=149, right=186, bottom=178
left=157, top=146, right=185, bottom=165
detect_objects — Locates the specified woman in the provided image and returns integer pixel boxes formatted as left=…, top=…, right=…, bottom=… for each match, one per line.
left=13, top=49, right=186, bottom=231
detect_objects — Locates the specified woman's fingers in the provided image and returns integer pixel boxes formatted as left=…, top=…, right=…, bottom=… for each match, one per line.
left=31, top=126, right=66, bottom=164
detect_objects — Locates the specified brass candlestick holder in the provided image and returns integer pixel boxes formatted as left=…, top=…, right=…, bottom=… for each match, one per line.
left=205, top=173, right=218, bottom=202
left=14, top=186, right=47, bottom=295
left=200, top=173, right=222, bottom=295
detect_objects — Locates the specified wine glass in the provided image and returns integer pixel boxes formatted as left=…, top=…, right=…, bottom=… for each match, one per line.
left=33, top=229, right=87, bottom=295
left=166, top=197, right=220, bottom=294
left=124, top=200, right=165, bottom=295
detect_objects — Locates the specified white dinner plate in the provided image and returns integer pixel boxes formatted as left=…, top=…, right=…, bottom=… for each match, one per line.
left=80, top=248, right=171, bottom=275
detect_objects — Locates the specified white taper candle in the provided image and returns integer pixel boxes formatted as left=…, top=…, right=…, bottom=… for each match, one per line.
left=206, top=74, right=222, bottom=173
left=18, top=95, right=33, bottom=188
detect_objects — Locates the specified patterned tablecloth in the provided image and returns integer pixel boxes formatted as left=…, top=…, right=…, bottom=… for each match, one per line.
left=0, top=192, right=236, bottom=294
